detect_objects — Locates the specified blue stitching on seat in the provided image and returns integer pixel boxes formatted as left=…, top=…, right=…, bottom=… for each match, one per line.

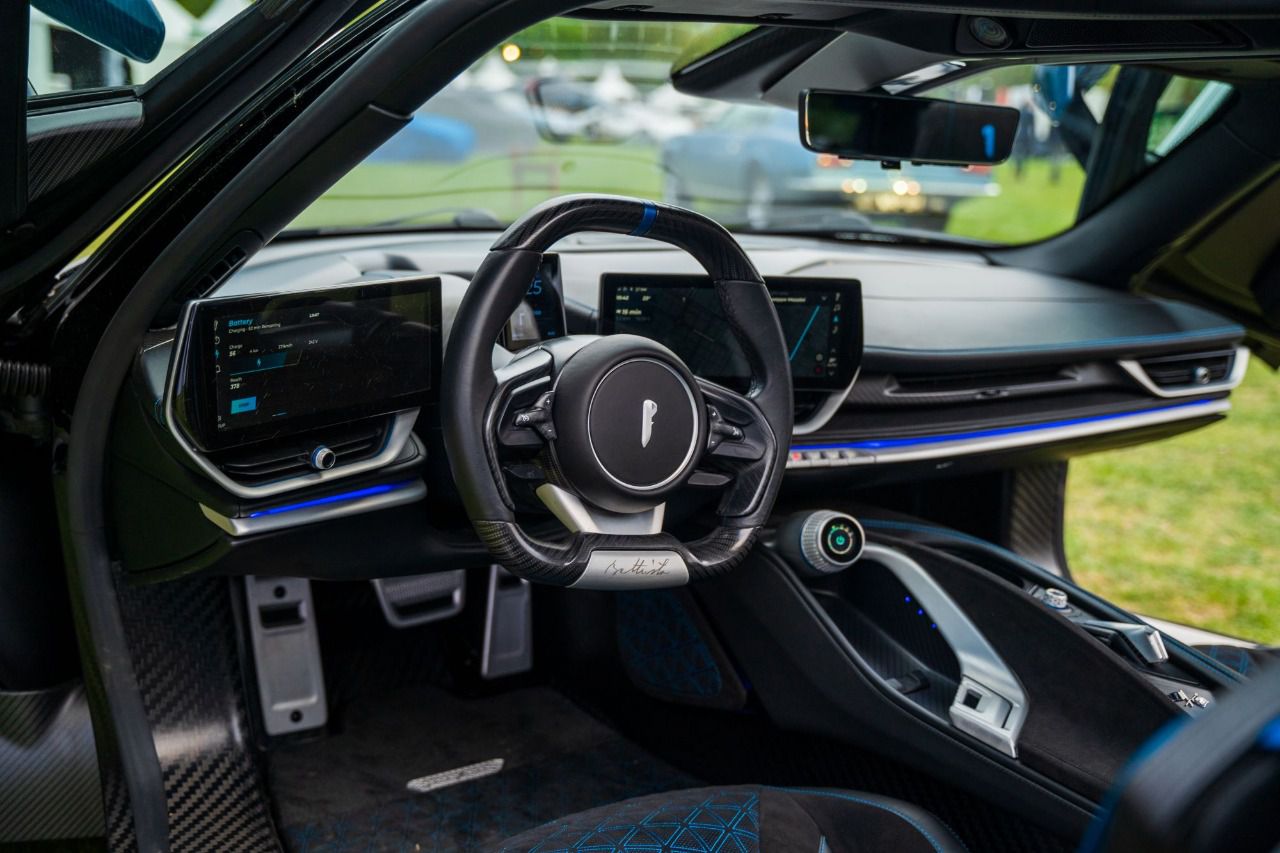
left=520, top=789, right=760, bottom=852
left=778, top=788, right=965, bottom=853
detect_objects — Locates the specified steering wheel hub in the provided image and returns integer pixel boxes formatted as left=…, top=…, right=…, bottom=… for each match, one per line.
left=553, top=336, right=706, bottom=513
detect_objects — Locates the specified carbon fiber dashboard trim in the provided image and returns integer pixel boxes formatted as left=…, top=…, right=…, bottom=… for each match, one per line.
left=1004, top=462, right=1070, bottom=578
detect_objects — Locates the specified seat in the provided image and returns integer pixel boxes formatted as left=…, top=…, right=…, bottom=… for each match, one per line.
left=496, top=785, right=967, bottom=852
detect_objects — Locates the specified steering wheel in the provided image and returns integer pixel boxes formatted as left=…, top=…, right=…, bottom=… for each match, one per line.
left=441, top=195, right=793, bottom=588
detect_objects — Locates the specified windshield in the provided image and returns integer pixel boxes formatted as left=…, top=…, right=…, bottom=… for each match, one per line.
left=292, top=20, right=1230, bottom=244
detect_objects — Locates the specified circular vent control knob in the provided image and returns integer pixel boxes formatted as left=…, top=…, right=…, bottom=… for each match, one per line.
left=309, top=445, right=337, bottom=471
left=777, top=511, right=866, bottom=576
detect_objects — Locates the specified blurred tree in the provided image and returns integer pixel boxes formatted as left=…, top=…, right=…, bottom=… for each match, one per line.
left=176, top=0, right=217, bottom=17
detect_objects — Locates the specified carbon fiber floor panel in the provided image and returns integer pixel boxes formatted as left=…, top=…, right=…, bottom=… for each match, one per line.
left=271, top=686, right=697, bottom=852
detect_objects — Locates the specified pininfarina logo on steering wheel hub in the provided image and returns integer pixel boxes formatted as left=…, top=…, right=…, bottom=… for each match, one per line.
left=641, top=399, right=658, bottom=448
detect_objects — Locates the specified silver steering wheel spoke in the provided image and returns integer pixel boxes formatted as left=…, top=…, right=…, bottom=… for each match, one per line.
left=535, top=482, right=665, bottom=536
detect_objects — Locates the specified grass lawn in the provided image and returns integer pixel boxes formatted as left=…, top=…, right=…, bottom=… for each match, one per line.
left=1066, top=358, right=1280, bottom=644
left=945, top=158, right=1086, bottom=244
left=293, top=144, right=664, bottom=230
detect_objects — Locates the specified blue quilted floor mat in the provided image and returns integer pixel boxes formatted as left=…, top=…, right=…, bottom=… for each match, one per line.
left=273, top=687, right=698, bottom=853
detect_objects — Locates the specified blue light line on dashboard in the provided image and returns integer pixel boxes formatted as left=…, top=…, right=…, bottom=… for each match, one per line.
left=630, top=203, right=658, bottom=237
left=792, top=398, right=1218, bottom=453
left=789, top=305, right=822, bottom=362
left=247, top=480, right=418, bottom=518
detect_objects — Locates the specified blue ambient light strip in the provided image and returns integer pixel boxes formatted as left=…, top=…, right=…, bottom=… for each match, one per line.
left=248, top=480, right=418, bottom=518
left=793, top=398, right=1219, bottom=453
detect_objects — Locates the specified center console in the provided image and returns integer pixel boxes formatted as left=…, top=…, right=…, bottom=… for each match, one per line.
left=692, top=506, right=1241, bottom=837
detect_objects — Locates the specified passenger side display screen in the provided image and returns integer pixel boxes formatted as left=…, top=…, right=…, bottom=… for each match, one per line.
left=599, top=274, right=861, bottom=391
left=176, top=277, right=440, bottom=450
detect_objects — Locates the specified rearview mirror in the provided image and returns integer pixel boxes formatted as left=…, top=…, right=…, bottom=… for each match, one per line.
left=31, top=0, right=165, bottom=63
left=800, top=90, right=1019, bottom=166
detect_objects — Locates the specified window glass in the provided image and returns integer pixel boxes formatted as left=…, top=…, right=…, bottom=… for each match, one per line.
left=292, top=20, right=1232, bottom=245
left=1067, top=356, right=1280, bottom=645
left=27, top=0, right=240, bottom=95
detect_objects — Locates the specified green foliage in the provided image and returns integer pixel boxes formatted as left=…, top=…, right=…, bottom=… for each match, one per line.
left=174, top=0, right=217, bottom=17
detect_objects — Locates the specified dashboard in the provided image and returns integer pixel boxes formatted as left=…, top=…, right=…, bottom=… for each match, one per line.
left=119, top=230, right=1248, bottom=580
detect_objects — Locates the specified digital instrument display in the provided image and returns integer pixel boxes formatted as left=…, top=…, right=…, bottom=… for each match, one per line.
left=599, top=274, right=861, bottom=391
left=174, top=277, right=440, bottom=450
left=505, top=254, right=566, bottom=350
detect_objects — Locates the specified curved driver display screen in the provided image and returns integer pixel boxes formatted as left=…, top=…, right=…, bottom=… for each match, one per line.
left=599, top=274, right=861, bottom=391
left=174, top=277, right=440, bottom=451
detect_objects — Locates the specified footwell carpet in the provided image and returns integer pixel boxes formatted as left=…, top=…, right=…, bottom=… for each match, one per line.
left=272, top=687, right=697, bottom=852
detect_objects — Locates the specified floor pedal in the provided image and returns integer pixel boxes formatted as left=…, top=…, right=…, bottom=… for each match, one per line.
left=482, top=565, right=533, bottom=679
left=245, top=576, right=327, bottom=735
left=372, top=570, right=466, bottom=628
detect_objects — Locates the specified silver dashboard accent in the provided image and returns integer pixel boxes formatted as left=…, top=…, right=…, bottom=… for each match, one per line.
left=199, top=478, right=427, bottom=536
left=787, top=398, right=1231, bottom=469
left=1117, top=346, right=1250, bottom=398
left=571, top=550, right=690, bottom=590
left=160, top=299, right=424, bottom=500
left=862, top=543, right=1028, bottom=757
left=793, top=367, right=861, bottom=436
left=536, top=483, right=664, bottom=535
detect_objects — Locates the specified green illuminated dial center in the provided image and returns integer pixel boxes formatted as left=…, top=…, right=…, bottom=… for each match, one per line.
left=821, top=520, right=859, bottom=560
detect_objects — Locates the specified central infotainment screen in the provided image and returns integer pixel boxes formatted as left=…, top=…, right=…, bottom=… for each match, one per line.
left=174, top=277, right=440, bottom=451
left=599, top=274, right=861, bottom=391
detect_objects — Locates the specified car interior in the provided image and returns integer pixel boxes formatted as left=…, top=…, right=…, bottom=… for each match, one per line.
left=3, top=0, right=1280, bottom=851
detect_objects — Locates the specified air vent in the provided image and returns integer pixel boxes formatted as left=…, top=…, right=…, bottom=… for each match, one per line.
left=1136, top=350, right=1234, bottom=389
left=891, top=366, right=1073, bottom=397
left=193, top=246, right=248, bottom=296
left=212, top=419, right=388, bottom=486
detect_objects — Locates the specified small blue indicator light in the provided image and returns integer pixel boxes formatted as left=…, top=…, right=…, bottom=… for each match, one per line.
left=904, top=596, right=912, bottom=603
left=916, top=609, right=924, bottom=616
left=931, top=623, right=938, bottom=630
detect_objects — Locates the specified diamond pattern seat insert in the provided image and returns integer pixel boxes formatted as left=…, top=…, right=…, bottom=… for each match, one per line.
left=496, top=785, right=968, bottom=852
